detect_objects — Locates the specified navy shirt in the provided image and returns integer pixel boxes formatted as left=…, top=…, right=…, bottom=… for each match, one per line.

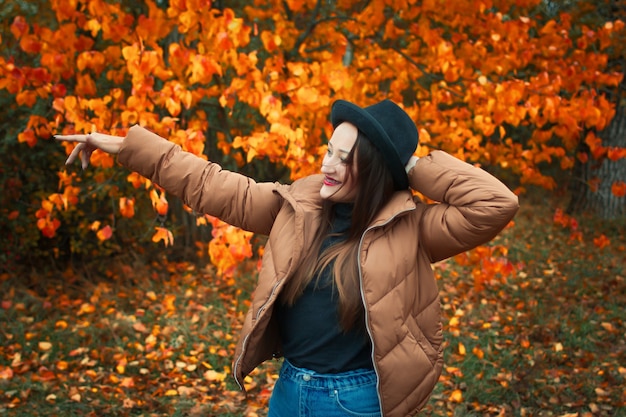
left=276, top=203, right=374, bottom=373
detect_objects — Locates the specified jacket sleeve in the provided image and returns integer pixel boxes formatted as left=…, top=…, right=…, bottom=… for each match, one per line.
left=408, top=150, right=519, bottom=263
left=117, top=125, right=282, bottom=236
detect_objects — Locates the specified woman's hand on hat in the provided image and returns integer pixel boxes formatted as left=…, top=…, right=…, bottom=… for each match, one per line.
left=405, top=155, right=419, bottom=174
left=55, top=132, right=124, bottom=169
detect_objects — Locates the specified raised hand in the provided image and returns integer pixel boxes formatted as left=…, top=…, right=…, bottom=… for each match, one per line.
left=55, top=132, right=124, bottom=169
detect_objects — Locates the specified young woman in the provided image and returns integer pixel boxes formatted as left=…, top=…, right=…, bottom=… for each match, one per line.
left=56, top=99, right=519, bottom=417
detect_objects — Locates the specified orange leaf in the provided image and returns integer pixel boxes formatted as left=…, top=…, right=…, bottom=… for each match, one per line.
left=152, top=227, right=174, bottom=247
left=127, top=172, right=146, bottom=188
left=260, top=31, right=281, bottom=52
left=18, top=129, right=37, bottom=147
left=449, top=389, right=463, bottom=403
left=119, top=197, right=135, bottom=218
left=0, top=366, right=14, bottom=380
left=77, top=303, right=96, bottom=315
left=593, top=234, right=610, bottom=249
left=611, top=181, right=626, bottom=198
left=11, top=16, right=29, bottom=39
left=133, top=322, right=148, bottom=333
left=120, top=377, right=135, bottom=388
left=162, top=294, right=176, bottom=312
left=97, top=225, right=113, bottom=241
left=150, top=190, right=169, bottom=215
left=607, top=147, right=626, bottom=161
left=472, top=346, right=484, bottom=359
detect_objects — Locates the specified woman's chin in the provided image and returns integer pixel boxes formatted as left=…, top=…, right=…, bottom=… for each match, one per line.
left=319, top=186, right=338, bottom=201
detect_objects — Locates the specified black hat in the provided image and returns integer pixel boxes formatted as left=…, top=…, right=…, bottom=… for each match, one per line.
left=331, top=99, right=418, bottom=190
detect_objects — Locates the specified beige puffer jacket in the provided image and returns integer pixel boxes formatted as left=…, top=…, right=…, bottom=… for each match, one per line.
left=118, top=125, right=519, bottom=416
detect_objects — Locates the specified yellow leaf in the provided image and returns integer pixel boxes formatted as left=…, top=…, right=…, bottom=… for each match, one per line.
left=165, top=389, right=178, bottom=396
left=458, top=342, right=466, bottom=356
left=449, top=389, right=463, bottom=403
left=204, top=370, right=227, bottom=382
left=77, top=303, right=95, bottom=315
left=177, top=386, right=195, bottom=396
left=38, top=341, right=52, bottom=351
left=90, top=221, right=101, bottom=231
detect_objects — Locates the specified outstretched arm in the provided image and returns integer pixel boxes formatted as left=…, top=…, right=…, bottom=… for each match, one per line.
left=56, top=127, right=283, bottom=235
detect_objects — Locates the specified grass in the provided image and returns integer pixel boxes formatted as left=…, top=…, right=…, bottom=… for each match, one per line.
left=1, top=197, right=625, bottom=416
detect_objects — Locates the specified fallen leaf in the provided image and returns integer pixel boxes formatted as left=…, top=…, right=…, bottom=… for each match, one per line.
left=38, top=341, right=52, bottom=351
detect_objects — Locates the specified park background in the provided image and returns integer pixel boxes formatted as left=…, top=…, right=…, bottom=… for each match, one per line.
left=0, top=0, right=624, bottom=416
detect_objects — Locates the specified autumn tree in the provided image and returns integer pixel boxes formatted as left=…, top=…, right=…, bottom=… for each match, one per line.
left=558, top=0, right=626, bottom=218
left=0, top=0, right=624, bottom=273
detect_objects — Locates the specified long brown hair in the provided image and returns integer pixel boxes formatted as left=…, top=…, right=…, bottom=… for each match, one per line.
left=280, top=130, right=396, bottom=330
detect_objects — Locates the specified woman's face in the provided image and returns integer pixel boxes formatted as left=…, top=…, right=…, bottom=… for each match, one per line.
left=320, top=122, right=358, bottom=202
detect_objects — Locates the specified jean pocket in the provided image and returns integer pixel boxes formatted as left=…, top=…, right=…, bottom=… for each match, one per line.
left=333, top=382, right=381, bottom=417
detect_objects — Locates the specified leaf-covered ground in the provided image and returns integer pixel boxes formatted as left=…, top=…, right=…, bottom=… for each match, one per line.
left=1, top=198, right=624, bottom=416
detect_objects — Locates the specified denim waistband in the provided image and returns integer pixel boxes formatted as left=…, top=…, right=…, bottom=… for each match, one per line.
left=279, top=359, right=377, bottom=389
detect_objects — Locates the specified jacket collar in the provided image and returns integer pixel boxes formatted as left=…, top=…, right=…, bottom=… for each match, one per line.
left=369, top=190, right=416, bottom=226
left=280, top=174, right=415, bottom=226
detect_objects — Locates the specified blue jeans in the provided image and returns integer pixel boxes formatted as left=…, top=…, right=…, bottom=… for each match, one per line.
left=268, top=360, right=382, bottom=417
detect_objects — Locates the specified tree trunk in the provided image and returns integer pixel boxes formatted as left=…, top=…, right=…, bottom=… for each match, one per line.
left=567, top=102, right=626, bottom=219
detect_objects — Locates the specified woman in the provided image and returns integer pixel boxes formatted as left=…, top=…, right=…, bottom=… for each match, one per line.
left=56, top=99, right=519, bottom=416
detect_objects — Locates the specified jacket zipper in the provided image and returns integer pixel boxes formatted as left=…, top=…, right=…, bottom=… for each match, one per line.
left=232, top=279, right=282, bottom=390
left=232, top=189, right=300, bottom=390
left=233, top=202, right=415, bottom=397
left=357, top=206, right=414, bottom=417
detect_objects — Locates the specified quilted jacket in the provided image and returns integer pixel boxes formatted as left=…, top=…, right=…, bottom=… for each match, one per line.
left=118, top=125, right=519, bottom=416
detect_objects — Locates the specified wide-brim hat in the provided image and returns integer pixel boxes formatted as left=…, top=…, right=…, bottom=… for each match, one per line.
left=331, top=99, right=418, bottom=190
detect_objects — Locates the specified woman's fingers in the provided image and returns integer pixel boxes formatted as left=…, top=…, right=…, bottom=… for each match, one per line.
left=65, top=142, right=95, bottom=168
left=89, top=133, right=123, bottom=154
left=54, top=134, right=90, bottom=143
left=55, top=132, right=124, bottom=168
left=81, top=146, right=93, bottom=169
left=65, top=142, right=85, bottom=166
